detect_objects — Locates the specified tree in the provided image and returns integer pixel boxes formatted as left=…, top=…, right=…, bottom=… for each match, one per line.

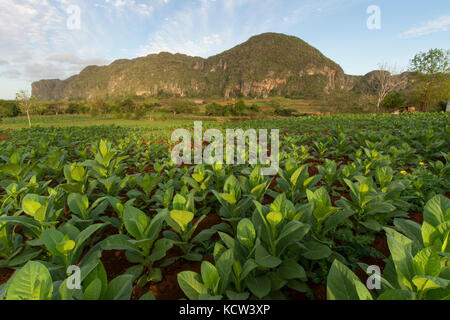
left=409, top=49, right=450, bottom=112
left=16, top=90, right=35, bottom=128
left=374, top=63, right=407, bottom=114
left=381, top=92, right=406, bottom=111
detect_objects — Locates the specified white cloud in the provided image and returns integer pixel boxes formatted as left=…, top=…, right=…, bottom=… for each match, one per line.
left=401, top=14, right=450, bottom=38
left=0, top=69, right=21, bottom=79
left=103, top=0, right=154, bottom=16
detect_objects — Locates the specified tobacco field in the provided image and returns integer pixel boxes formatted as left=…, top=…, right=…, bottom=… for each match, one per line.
left=0, top=113, right=449, bottom=300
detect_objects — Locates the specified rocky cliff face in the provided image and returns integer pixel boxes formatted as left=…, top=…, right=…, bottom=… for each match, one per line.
left=32, top=33, right=356, bottom=100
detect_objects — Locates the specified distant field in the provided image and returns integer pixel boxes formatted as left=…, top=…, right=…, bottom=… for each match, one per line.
left=0, top=114, right=219, bottom=130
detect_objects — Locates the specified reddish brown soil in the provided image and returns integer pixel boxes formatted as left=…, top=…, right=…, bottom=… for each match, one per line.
left=132, top=254, right=215, bottom=300
left=0, top=268, right=14, bottom=285
left=192, top=213, right=222, bottom=239
left=307, top=165, right=319, bottom=176
left=291, top=283, right=327, bottom=301
left=0, top=133, right=10, bottom=141
left=262, top=194, right=274, bottom=205
left=408, top=212, right=424, bottom=225
left=101, top=250, right=136, bottom=281
left=355, top=233, right=389, bottom=284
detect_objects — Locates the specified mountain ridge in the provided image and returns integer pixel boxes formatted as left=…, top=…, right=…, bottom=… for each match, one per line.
left=31, top=33, right=396, bottom=101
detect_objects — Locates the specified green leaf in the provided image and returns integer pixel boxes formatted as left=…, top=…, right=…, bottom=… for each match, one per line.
left=302, top=241, right=332, bottom=260
left=424, top=195, right=449, bottom=227
left=123, top=206, right=149, bottom=240
left=173, top=194, right=187, bottom=210
left=226, top=290, right=250, bottom=300
left=278, top=259, right=307, bottom=281
left=413, top=248, right=441, bottom=277
left=220, top=193, right=236, bottom=205
left=22, top=194, right=44, bottom=217
left=247, top=276, right=271, bottom=299
left=83, top=278, right=103, bottom=300
left=255, top=245, right=282, bottom=268
left=177, top=271, right=209, bottom=300
left=237, top=218, right=256, bottom=250
left=201, top=261, right=220, bottom=292
left=41, top=229, right=65, bottom=257
left=139, top=292, right=156, bottom=300
left=6, top=261, right=53, bottom=300
left=56, top=240, right=76, bottom=254
left=385, top=227, right=415, bottom=290
left=267, top=211, right=283, bottom=229
left=170, top=210, right=194, bottom=232
left=105, top=274, right=134, bottom=300
left=327, top=260, right=373, bottom=300
left=68, top=193, right=89, bottom=218
left=377, top=289, right=415, bottom=300
left=412, top=276, right=449, bottom=293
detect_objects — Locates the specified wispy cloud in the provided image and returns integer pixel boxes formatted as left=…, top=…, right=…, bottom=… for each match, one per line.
left=401, top=14, right=450, bottom=38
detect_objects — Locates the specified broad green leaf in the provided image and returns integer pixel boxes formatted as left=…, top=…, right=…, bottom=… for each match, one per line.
left=424, top=195, right=449, bottom=227
left=177, top=271, right=208, bottom=300
left=255, top=245, right=282, bottom=268
left=6, top=261, right=53, bottom=300
left=22, top=194, right=44, bottom=217
left=412, top=276, right=449, bottom=294
left=68, top=193, right=89, bottom=217
left=327, top=260, right=373, bottom=300
left=170, top=210, right=194, bottom=232
left=237, top=218, right=256, bottom=250
left=302, top=241, right=332, bottom=260
left=105, top=274, right=134, bottom=300
left=201, top=261, right=220, bottom=292
left=220, top=193, right=236, bottom=205
left=247, top=276, right=271, bottom=299
left=267, top=211, right=283, bottom=229
left=41, top=229, right=65, bottom=257
left=385, top=227, right=415, bottom=290
left=413, top=248, right=441, bottom=277
left=377, top=289, right=415, bottom=300
left=83, top=278, right=102, bottom=300
left=123, top=206, right=149, bottom=240
left=278, top=259, right=306, bottom=281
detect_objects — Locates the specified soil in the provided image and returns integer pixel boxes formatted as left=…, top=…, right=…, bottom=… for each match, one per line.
left=0, top=268, right=14, bottom=285
left=192, top=212, right=222, bottom=239
left=355, top=233, right=389, bottom=284
left=101, top=250, right=136, bottom=281
left=290, top=283, right=327, bottom=301
left=133, top=254, right=215, bottom=300
left=408, top=212, right=424, bottom=225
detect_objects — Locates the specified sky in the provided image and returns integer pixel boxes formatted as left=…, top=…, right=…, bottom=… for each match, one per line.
left=0, top=0, right=449, bottom=99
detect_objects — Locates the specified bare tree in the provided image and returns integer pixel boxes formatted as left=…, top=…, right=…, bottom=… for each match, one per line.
left=374, top=63, right=407, bottom=114
left=16, top=90, right=35, bottom=128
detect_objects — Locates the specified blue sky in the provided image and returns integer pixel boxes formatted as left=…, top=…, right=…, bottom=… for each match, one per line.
left=0, top=0, right=449, bottom=99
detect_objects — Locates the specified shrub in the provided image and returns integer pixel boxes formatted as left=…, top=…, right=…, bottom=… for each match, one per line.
left=381, top=92, right=406, bottom=111
left=169, top=100, right=194, bottom=114
left=274, top=108, right=296, bottom=117
left=0, top=100, right=20, bottom=118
